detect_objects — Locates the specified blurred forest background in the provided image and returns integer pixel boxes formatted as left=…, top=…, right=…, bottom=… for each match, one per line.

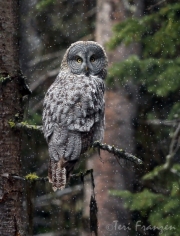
left=18, top=0, right=180, bottom=235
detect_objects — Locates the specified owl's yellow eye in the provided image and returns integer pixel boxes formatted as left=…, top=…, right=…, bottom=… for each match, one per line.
left=76, top=57, right=82, bottom=63
left=90, top=56, right=95, bottom=62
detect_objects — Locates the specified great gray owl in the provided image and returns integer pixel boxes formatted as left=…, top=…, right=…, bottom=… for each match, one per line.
left=42, top=41, right=108, bottom=191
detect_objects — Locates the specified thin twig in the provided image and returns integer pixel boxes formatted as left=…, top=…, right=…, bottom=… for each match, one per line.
left=28, top=50, right=65, bottom=67
left=147, top=0, right=166, bottom=10
left=30, top=68, right=59, bottom=92
left=163, top=123, right=180, bottom=171
left=93, top=141, right=142, bottom=165
left=70, top=169, right=93, bottom=179
left=169, top=123, right=180, bottom=156
left=144, top=123, right=180, bottom=180
left=146, top=119, right=179, bottom=127
left=33, top=185, right=83, bottom=207
left=0, top=75, right=31, bottom=95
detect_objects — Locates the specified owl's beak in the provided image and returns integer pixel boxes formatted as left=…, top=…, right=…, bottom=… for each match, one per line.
left=84, top=66, right=89, bottom=76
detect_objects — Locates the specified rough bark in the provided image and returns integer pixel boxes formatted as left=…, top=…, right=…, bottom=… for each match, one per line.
left=83, top=0, right=143, bottom=235
left=0, top=1, right=25, bottom=235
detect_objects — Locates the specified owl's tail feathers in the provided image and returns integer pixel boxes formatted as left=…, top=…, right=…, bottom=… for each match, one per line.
left=48, top=158, right=77, bottom=191
left=48, top=158, right=66, bottom=191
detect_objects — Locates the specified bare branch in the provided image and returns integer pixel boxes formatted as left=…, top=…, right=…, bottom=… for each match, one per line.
left=10, top=122, right=142, bottom=165
left=9, top=121, right=43, bottom=132
left=147, top=0, right=166, bottom=10
left=169, top=123, right=180, bottom=156
left=146, top=119, right=179, bottom=127
left=144, top=123, right=180, bottom=180
left=28, top=50, right=66, bottom=68
left=34, top=185, right=83, bottom=207
left=2, top=169, right=94, bottom=183
left=30, top=68, right=59, bottom=92
left=93, top=141, right=142, bottom=165
left=86, top=7, right=97, bottom=17
left=163, top=123, right=180, bottom=171
left=28, top=32, right=94, bottom=68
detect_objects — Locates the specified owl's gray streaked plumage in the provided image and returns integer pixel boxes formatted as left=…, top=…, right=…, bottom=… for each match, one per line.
left=42, top=41, right=108, bottom=191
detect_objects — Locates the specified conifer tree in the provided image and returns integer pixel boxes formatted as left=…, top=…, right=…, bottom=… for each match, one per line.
left=108, top=2, right=180, bottom=235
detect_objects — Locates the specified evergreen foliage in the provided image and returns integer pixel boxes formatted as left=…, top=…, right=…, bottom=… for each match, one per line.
left=108, top=1, right=180, bottom=235
left=107, top=2, right=180, bottom=98
left=110, top=187, right=179, bottom=235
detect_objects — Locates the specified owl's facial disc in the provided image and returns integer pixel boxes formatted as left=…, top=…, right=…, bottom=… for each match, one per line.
left=67, top=43, right=106, bottom=76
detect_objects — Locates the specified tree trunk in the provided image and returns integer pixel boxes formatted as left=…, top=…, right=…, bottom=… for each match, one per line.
left=0, top=1, right=25, bottom=235
left=83, top=0, right=143, bottom=235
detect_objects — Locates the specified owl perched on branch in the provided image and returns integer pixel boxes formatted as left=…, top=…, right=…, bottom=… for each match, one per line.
left=42, top=41, right=108, bottom=191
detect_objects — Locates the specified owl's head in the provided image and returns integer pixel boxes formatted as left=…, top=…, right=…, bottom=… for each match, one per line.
left=61, top=41, right=108, bottom=78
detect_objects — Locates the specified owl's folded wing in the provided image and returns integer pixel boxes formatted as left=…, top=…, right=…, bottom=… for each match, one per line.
left=43, top=74, right=104, bottom=138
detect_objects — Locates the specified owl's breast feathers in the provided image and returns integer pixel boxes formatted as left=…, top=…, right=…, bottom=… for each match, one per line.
left=43, top=72, right=105, bottom=140
left=42, top=72, right=105, bottom=190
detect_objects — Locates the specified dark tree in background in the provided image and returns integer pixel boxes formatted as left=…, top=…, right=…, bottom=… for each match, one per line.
left=0, top=1, right=28, bottom=235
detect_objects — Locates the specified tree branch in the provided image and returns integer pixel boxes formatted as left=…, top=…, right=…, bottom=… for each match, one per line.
left=162, top=123, right=180, bottom=171
left=2, top=169, right=94, bottom=183
left=28, top=51, right=65, bottom=68
left=9, top=122, right=142, bottom=165
left=30, top=68, right=59, bottom=92
left=0, top=74, right=31, bottom=95
left=93, top=141, right=142, bottom=165
left=0, top=75, right=12, bottom=84
left=147, top=0, right=166, bottom=10
left=143, top=123, right=180, bottom=180
left=146, top=119, right=179, bottom=127
left=9, top=121, right=43, bottom=132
